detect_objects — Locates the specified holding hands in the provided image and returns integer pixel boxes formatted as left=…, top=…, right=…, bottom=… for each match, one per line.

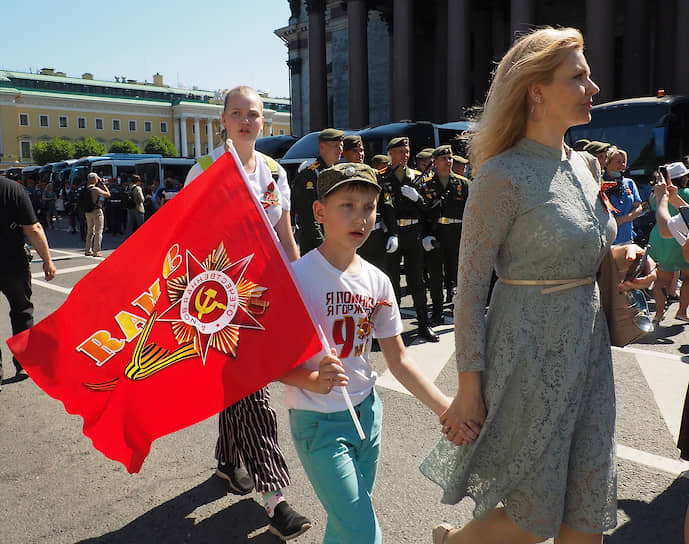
left=440, top=382, right=486, bottom=447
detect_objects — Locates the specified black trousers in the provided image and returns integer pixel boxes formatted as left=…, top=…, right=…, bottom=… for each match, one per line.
left=215, top=387, right=291, bottom=493
left=427, top=224, right=462, bottom=310
left=387, top=223, right=429, bottom=325
left=357, top=228, right=389, bottom=275
left=0, top=262, right=34, bottom=371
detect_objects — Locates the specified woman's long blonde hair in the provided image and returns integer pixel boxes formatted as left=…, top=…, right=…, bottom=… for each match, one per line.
left=468, top=27, right=584, bottom=173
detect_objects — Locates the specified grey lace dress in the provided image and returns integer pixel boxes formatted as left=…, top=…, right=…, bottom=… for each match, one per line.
left=420, top=138, right=618, bottom=537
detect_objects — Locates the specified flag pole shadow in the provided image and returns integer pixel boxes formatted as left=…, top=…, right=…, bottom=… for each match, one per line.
left=75, top=476, right=281, bottom=543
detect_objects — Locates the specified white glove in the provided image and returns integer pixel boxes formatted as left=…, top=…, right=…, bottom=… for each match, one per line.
left=223, top=138, right=234, bottom=153
left=422, top=236, right=437, bottom=252
left=400, top=185, right=420, bottom=202
left=386, top=235, right=399, bottom=253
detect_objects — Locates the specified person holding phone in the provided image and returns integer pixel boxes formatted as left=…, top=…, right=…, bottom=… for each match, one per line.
left=603, top=147, right=643, bottom=244
left=649, top=162, right=689, bottom=323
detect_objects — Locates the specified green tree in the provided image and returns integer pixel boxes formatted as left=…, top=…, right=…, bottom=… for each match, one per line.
left=74, top=137, right=106, bottom=158
left=144, top=135, right=177, bottom=157
left=32, top=137, right=76, bottom=165
left=109, top=140, right=140, bottom=154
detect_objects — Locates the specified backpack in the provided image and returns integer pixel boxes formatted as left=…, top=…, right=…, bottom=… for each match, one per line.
left=124, top=189, right=136, bottom=209
left=79, top=185, right=96, bottom=213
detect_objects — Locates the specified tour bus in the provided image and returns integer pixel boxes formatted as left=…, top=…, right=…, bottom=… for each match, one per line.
left=566, top=93, right=689, bottom=186
left=21, top=165, right=42, bottom=184
left=38, top=159, right=77, bottom=189
left=91, top=154, right=163, bottom=183
left=68, top=153, right=162, bottom=186
left=134, top=157, right=195, bottom=187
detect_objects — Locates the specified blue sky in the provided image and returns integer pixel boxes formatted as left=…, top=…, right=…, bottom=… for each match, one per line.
left=3, top=0, right=292, bottom=97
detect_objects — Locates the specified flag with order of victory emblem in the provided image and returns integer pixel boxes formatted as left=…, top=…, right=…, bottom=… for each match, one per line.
left=7, top=148, right=323, bottom=473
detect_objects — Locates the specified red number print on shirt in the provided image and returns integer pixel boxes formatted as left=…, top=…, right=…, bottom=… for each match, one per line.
left=332, top=316, right=356, bottom=358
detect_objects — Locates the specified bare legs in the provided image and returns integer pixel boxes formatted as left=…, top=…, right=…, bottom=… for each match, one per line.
left=654, top=268, right=673, bottom=321
left=437, top=508, right=602, bottom=544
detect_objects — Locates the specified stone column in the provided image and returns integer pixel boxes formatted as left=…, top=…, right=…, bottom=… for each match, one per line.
left=193, top=118, right=202, bottom=158
left=179, top=117, right=188, bottom=157
left=392, top=0, right=413, bottom=121
left=447, top=0, right=470, bottom=118
left=173, top=116, right=180, bottom=156
left=348, top=0, right=369, bottom=129
left=206, top=119, right=214, bottom=153
left=265, top=117, right=273, bottom=136
left=307, top=0, right=328, bottom=131
left=676, top=1, right=689, bottom=96
left=622, top=0, right=649, bottom=97
left=510, top=0, right=535, bottom=42
left=585, top=0, right=614, bottom=102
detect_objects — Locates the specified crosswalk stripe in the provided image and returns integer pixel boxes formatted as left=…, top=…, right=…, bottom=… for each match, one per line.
left=31, top=279, right=72, bottom=294
left=31, top=263, right=99, bottom=279
left=617, top=444, right=689, bottom=477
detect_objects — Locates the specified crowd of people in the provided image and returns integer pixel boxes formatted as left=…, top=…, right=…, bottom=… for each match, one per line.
left=6, top=24, right=689, bottom=544
left=13, top=171, right=183, bottom=257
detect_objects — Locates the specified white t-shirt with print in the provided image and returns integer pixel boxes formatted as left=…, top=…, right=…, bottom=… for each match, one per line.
left=184, top=145, right=290, bottom=228
left=284, top=249, right=403, bottom=413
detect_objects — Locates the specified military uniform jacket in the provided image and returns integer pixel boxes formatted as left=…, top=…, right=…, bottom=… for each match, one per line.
left=291, top=155, right=328, bottom=250
left=378, top=165, right=426, bottom=222
left=421, top=172, right=470, bottom=233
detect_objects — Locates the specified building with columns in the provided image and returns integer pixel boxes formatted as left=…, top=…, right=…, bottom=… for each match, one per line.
left=0, top=69, right=291, bottom=169
left=276, top=0, right=689, bottom=136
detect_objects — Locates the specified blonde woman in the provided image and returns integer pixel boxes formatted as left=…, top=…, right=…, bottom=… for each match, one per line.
left=421, top=28, right=625, bottom=544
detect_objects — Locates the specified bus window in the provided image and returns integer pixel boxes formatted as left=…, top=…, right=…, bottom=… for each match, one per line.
left=93, top=164, right=114, bottom=179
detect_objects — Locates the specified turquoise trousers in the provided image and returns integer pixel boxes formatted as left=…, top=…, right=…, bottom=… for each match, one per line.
left=289, top=389, right=383, bottom=544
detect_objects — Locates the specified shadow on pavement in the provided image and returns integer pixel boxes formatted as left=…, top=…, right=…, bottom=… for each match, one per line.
left=76, top=476, right=282, bottom=543
left=607, top=475, right=689, bottom=542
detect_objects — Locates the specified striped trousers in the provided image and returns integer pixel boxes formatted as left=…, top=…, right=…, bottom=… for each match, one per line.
left=214, top=386, right=291, bottom=493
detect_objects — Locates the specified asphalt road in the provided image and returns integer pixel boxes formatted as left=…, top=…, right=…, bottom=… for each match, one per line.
left=2, top=224, right=689, bottom=543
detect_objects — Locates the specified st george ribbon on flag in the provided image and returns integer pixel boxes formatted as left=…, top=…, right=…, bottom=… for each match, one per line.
left=7, top=147, right=323, bottom=473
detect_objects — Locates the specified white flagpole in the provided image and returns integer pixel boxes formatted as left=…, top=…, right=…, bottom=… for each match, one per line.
left=226, top=140, right=365, bottom=441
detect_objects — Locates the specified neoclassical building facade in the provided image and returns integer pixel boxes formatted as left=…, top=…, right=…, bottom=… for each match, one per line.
left=276, top=0, right=689, bottom=136
left=0, top=69, right=291, bottom=169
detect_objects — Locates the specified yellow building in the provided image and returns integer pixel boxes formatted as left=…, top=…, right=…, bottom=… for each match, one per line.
left=0, top=69, right=292, bottom=169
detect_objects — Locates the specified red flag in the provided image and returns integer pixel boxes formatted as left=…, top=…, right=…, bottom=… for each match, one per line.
left=7, top=151, right=322, bottom=473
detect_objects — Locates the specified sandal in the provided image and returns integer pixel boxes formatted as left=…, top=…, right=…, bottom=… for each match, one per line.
left=432, top=522, right=454, bottom=544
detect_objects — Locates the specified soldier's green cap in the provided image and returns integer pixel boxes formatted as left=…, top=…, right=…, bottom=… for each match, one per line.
left=317, top=162, right=381, bottom=198
left=387, top=137, right=409, bottom=150
left=343, top=134, right=363, bottom=150
left=318, top=128, right=345, bottom=142
left=371, top=154, right=390, bottom=165
left=453, top=155, right=469, bottom=164
left=432, top=145, right=453, bottom=158
left=583, top=140, right=611, bottom=154
left=415, top=149, right=433, bottom=160
left=574, top=138, right=591, bottom=151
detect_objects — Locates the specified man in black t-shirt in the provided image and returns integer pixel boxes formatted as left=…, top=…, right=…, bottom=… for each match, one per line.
left=0, top=176, right=57, bottom=383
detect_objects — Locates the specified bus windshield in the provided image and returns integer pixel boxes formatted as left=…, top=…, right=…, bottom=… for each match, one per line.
left=568, top=103, right=670, bottom=177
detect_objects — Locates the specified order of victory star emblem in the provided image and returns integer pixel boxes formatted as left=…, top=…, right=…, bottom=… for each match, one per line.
left=158, top=242, right=269, bottom=363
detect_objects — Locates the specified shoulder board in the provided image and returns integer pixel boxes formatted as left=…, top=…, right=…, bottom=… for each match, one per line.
left=377, top=166, right=389, bottom=175
left=423, top=174, right=434, bottom=182
left=197, top=155, right=213, bottom=171
left=297, top=159, right=315, bottom=173
left=308, top=161, right=320, bottom=171
left=409, top=168, right=421, bottom=176
left=256, top=151, right=279, bottom=173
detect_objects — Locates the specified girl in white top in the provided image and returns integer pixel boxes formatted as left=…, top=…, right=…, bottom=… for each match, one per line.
left=183, top=87, right=310, bottom=541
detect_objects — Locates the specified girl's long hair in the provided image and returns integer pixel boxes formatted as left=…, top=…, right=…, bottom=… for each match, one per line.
left=468, top=27, right=584, bottom=173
